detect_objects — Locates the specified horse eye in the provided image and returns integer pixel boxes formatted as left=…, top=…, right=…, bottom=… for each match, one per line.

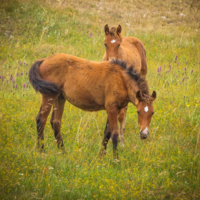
left=137, top=111, right=139, bottom=114
left=118, top=44, right=120, bottom=47
left=152, top=112, right=154, bottom=115
left=104, top=44, right=107, bottom=48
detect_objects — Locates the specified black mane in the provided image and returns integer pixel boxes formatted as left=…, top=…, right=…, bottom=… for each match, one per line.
left=111, top=59, right=150, bottom=100
left=111, top=59, right=128, bottom=70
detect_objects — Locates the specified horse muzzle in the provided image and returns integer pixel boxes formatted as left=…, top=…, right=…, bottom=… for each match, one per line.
left=140, top=128, right=149, bottom=139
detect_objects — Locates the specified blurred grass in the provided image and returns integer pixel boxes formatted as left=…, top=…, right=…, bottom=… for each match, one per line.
left=0, top=0, right=200, bottom=199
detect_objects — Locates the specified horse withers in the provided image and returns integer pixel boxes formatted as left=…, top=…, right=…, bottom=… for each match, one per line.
left=103, top=24, right=148, bottom=144
left=29, top=53, right=156, bottom=159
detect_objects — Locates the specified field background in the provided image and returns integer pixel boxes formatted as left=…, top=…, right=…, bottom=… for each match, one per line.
left=0, top=0, right=200, bottom=199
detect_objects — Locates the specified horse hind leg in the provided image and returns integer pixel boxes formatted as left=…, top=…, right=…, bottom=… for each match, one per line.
left=36, top=95, right=58, bottom=152
left=118, top=107, right=127, bottom=147
left=50, top=94, right=66, bottom=151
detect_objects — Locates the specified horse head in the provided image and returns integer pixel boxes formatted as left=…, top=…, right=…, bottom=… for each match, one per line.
left=135, top=90, right=156, bottom=139
left=104, top=24, right=122, bottom=61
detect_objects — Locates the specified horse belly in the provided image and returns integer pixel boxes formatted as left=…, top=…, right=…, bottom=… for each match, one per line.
left=63, top=89, right=105, bottom=111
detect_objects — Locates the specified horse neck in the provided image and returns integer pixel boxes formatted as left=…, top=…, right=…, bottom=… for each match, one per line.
left=123, top=74, right=150, bottom=106
left=117, top=47, right=124, bottom=59
left=122, top=74, right=139, bottom=105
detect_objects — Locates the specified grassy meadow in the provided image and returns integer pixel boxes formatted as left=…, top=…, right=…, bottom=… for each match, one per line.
left=0, top=0, right=200, bottom=199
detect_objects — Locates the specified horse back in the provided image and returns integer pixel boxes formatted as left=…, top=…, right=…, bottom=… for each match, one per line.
left=38, top=53, right=128, bottom=111
left=120, top=37, right=147, bottom=76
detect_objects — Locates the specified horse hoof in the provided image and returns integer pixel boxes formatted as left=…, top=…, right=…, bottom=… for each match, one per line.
left=41, top=153, right=47, bottom=158
left=119, top=137, right=124, bottom=144
left=58, top=151, right=66, bottom=155
left=98, top=150, right=106, bottom=156
left=113, top=159, right=120, bottom=163
left=62, top=149, right=66, bottom=154
left=120, top=143, right=125, bottom=147
left=39, top=148, right=45, bottom=153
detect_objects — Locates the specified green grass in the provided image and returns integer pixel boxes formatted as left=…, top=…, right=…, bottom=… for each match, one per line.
left=0, top=0, right=200, bottom=199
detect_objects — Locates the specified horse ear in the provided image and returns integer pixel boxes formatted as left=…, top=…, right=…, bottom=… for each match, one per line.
left=104, top=24, right=109, bottom=35
left=152, top=91, right=157, bottom=100
left=117, top=25, right=122, bottom=35
left=136, top=91, right=141, bottom=101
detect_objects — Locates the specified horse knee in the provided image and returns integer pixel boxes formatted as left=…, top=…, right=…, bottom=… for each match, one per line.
left=111, top=132, right=119, bottom=144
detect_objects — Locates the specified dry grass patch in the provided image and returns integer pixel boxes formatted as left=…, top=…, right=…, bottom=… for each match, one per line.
left=44, top=0, right=200, bottom=34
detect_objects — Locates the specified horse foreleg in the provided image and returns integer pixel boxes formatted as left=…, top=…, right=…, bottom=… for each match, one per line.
left=50, top=94, right=66, bottom=151
left=36, top=95, right=57, bottom=152
left=107, top=105, right=119, bottom=159
left=99, top=118, right=112, bottom=155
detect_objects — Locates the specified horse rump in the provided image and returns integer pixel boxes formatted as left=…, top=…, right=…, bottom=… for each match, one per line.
left=29, top=60, right=61, bottom=95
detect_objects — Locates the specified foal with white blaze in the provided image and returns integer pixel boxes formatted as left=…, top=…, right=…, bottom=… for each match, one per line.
left=103, top=24, right=149, bottom=144
left=29, top=53, right=156, bottom=159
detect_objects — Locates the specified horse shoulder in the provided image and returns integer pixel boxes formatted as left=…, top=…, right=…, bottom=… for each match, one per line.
left=104, top=71, right=128, bottom=109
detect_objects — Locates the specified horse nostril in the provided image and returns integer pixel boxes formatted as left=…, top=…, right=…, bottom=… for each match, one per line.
left=140, top=129, right=149, bottom=139
left=140, top=134, right=148, bottom=139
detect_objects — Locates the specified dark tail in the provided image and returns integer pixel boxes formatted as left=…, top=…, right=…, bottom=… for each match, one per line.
left=29, top=60, right=61, bottom=95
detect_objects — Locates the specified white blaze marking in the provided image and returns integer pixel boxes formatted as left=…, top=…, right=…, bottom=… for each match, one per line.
left=144, top=106, right=149, bottom=112
left=111, top=39, right=116, bottom=43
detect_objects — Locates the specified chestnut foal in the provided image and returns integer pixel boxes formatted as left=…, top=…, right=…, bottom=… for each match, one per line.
left=29, top=53, right=156, bottom=159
